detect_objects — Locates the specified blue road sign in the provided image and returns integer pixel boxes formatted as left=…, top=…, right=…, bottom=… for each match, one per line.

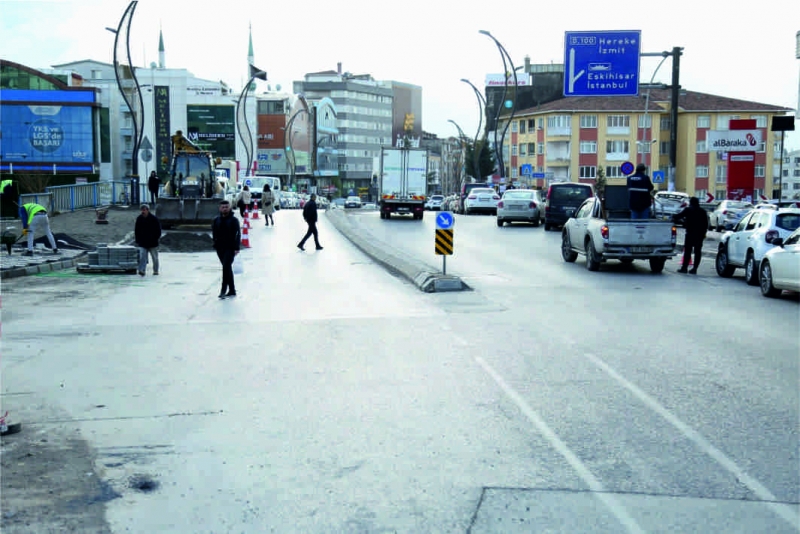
left=521, top=164, right=533, bottom=176
left=532, top=172, right=546, bottom=179
left=652, top=170, right=665, bottom=184
left=620, top=161, right=635, bottom=175
left=244, top=178, right=252, bottom=187
left=563, top=30, right=641, bottom=97
left=436, top=211, right=455, bottom=230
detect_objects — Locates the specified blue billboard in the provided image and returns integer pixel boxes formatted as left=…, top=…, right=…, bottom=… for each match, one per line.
left=1, top=103, right=95, bottom=164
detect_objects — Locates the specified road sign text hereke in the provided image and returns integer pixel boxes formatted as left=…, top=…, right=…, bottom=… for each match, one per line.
left=563, top=30, right=641, bottom=97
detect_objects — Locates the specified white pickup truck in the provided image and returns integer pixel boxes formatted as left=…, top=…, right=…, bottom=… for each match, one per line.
left=561, top=186, right=678, bottom=273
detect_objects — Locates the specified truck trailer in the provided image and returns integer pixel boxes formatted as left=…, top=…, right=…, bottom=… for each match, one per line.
left=379, top=147, right=428, bottom=220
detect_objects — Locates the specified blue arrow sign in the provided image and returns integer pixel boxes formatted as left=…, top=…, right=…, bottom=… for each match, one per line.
left=563, top=30, right=641, bottom=97
left=652, top=170, right=665, bottom=184
left=244, top=178, right=252, bottom=187
left=532, top=172, right=546, bottom=179
left=436, top=211, right=454, bottom=230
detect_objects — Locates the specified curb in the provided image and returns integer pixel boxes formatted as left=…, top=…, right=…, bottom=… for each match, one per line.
left=0, top=232, right=135, bottom=280
left=326, top=209, right=468, bottom=293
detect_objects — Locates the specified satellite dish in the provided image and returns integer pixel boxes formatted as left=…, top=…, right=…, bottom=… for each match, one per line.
left=275, top=84, right=281, bottom=91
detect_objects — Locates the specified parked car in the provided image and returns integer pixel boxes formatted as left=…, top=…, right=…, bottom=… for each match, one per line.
left=425, top=195, right=445, bottom=211
left=708, top=200, right=754, bottom=231
left=759, top=227, right=800, bottom=297
left=544, top=182, right=594, bottom=231
left=463, top=187, right=500, bottom=215
left=653, top=191, right=690, bottom=220
left=532, top=190, right=546, bottom=225
left=459, top=183, right=493, bottom=214
left=345, top=196, right=362, bottom=209
left=496, top=189, right=541, bottom=227
left=715, top=208, right=800, bottom=285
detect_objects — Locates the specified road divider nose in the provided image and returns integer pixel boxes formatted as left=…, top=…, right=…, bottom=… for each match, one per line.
left=326, top=209, right=468, bottom=293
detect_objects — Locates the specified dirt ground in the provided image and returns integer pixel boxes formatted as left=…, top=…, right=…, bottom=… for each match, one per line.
left=1, top=205, right=215, bottom=253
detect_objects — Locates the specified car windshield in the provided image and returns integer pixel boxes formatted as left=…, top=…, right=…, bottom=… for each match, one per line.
left=347, top=196, right=360, bottom=201
left=550, top=186, right=591, bottom=202
left=775, top=213, right=800, bottom=231
left=503, top=191, right=533, bottom=199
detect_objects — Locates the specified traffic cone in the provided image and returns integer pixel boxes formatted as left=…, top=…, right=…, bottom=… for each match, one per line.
left=241, top=220, right=250, bottom=248
left=251, top=200, right=260, bottom=220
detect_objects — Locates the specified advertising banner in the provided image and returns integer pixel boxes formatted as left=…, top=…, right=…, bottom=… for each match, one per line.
left=707, top=129, right=761, bottom=152
left=256, top=149, right=288, bottom=173
left=485, top=73, right=531, bottom=87
left=0, top=104, right=94, bottom=163
left=186, top=105, right=235, bottom=159
left=727, top=119, right=756, bottom=201
left=154, top=86, right=171, bottom=176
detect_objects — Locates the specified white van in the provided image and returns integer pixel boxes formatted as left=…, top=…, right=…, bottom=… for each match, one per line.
left=248, top=175, right=282, bottom=210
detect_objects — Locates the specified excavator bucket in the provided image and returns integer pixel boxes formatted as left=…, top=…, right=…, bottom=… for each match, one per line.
left=155, top=197, right=183, bottom=228
left=182, top=199, right=199, bottom=221
left=195, top=199, right=221, bottom=223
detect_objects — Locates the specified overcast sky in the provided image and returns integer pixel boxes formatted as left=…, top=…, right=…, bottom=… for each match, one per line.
left=2, top=0, right=798, bottom=150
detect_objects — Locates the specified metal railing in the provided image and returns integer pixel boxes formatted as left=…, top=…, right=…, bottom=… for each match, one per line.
left=18, top=180, right=154, bottom=213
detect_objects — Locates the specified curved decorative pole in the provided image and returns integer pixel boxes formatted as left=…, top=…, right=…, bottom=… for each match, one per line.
left=480, top=30, right=518, bottom=183
left=448, top=119, right=467, bottom=193
left=236, top=64, right=267, bottom=178
left=460, top=79, right=486, bottom=181
left=108, top=1, right=144, bottom=202
left=283, top=107, right=308, bottom=188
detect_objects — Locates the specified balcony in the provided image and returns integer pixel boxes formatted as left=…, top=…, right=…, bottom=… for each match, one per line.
left=607, top=126, right=630, bottom=136
left=547, top=127, right=571, bottom=137
left=606, top=152, right=630, bottom=162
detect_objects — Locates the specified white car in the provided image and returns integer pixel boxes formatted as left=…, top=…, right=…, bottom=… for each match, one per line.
left=463, top=187, right=500, bottom=215
left=345, top=196, right=362, bottom=209
left=709, top=200, right=754, bottom=231
left=759, top=227, right=800, bottom=297
left=653, top=191, right=690, bottom=219
left=496, top=189, right=541, bottom=227
left=425, top=195, right=444, bottom=211
left=715, top=208, right=800, bottom=285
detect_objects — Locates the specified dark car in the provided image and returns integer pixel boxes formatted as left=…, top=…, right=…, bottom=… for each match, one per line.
left=544, top=182, right=594, bottom=231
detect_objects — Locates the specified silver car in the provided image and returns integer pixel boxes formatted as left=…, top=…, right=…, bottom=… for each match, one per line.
left=496, top=189, right=542, bottom=227
left=709, top=200, right=754, bottom=231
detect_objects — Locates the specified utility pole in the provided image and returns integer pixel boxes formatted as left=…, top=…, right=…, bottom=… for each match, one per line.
left=669, top=47, right=683, bottom=192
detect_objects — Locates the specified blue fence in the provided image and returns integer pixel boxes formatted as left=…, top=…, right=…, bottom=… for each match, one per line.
left=18, top=181, right=155, bottom=213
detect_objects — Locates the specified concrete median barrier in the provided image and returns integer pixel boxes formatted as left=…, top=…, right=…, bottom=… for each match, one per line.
left=326, top=209, right=468, bottom=293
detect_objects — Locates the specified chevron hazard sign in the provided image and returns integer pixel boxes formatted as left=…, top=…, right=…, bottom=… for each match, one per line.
left=435, top=229, right=453, bottom=255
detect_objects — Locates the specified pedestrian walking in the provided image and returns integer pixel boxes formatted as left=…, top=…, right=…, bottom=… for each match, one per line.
left=134, top=203, right=162, bottom=276
left=147, top=171, right=160, bottom=204
left=261, top=184, right=275, bottom=226
left=212, top=200, right=241, bottom=298
left=627, top=163, right=654, bottom=220
left=18, top=202, right=58, bottom=256
left=297, top=193, right=323, bottom=251
left=673, top=196, right=709, bottom=274
left=237, top=185, right=251, bottom=218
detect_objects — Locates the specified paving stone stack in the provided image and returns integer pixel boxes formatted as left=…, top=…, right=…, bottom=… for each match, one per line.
left=79, top=243, right=139, bottom=272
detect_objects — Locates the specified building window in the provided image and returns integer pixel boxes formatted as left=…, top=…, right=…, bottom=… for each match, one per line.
left=660, top=117, right=671, bottom=130
left=637, top=142, right=652, bottom=154
left=660, top=141, right=670, bottom=155
left=755, top=165, right=765, bottom=178
left=606, top=140, right=629, bottom=154
left=717, top=115, right=731, bottom=130
left=795, top=183, right=800, bottom=190
left=520, top=144, right=527, bottom=156
left=752, top=115, right=767, bottom=128
left=579, top=141, right=597, bottom=154
left=528, top=143, right=536, bottom=154
left=580, top=115, right=597, bottom=128
left=756, top=142, right=766, bottom=153
left=605, top=166, right=624, bottom=178
left=537, top=142, right=544, bottom=154
left=607, top=115, right=630, bottom=128
left=696, top=165, right=709, bottom=178
left=511, top=168, right=518, bottom=178
left=697, top=115, right=711, bottom=128
left=696, top=140, right=707, bottom=153
left=528, top=119, right=535, bottom=130
left=637, top=115, right=652, bottom=128
left=547, top=115, right=571, bottom=129
left=511, top=145, right=517, bottom=156
left=716, top=165, right=727, bottom=183
left=794, top=169, right=800, bottom=177
left=519, top=120, right=526, bottom=134
left=579, top=166, right=596, bottom=179
left=537, top=118, right=543, bottom=129
left=511, top=122, right=518, bottom=132
left=696, top=189, right=707, bottom=200
left=716, top=188, right=727, bottom=199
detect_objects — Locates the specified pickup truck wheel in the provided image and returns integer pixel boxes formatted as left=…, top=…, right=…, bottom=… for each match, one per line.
left=544, top=223, right=551, bottom=231
left=585, top=239, right=600, bottom=271
left=715, top=246, right=736, bottom=278
left=649, top=257, right=666, bottom=273
left=744, top=252, right=759, bottom=285
left=561, top=232, right=578, bottom=262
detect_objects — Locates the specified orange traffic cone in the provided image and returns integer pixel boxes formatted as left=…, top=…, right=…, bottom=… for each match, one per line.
left=241, top=221, right=250, bottom=248
left=251, top=200, right=260, bottom=220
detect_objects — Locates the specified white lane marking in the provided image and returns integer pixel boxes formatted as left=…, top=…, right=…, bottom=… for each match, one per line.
left=585, top=352, right=800, bottom=530
left=473, top=355, right=645, bottom=534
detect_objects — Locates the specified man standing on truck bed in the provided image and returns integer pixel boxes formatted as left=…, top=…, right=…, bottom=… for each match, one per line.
left=627, top=163, right=654, bottom=219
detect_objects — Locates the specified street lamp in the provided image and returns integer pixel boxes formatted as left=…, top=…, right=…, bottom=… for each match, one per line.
left=448, top=119, right=467, bottom=193
left=236, top=63, right=267, bottom=178
left=107, top=1, right=144, bottom=204
left=283, top=106, right=309, bottom=188
left=480, top=30, right=519, bottom=184
left=460, top=79, right=486, bottom=182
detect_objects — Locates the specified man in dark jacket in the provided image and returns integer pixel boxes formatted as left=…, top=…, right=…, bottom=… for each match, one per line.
left=297, top=193, right=323, bottom=251
left=147, top=171, right=160, bottom=204
left=212, top=200, right=241, bottom=298
left=673, top=196, right=709, bottom=274
left=627, top=163, right=654, bottom=219
left=134, top=203, right=162, bottom=276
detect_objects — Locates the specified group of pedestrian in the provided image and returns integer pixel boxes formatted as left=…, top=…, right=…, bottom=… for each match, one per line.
left=627, top=163, right=709, bottom=273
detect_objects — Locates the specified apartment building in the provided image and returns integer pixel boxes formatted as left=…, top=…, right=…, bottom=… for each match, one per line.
left=781, top=149, right=800, bottom=198
left=502, top=90, right=792, bottom=200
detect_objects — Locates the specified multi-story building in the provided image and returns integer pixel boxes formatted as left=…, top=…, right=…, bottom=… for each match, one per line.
left=782, top=149, right=800, bottom=198
left=501, top=89, right=792, bottom=200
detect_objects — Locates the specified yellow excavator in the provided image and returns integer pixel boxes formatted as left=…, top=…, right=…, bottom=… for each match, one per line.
left=155, top=130, right=226, bottom=228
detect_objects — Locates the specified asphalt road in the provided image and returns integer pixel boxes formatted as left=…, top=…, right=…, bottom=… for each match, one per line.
left=1, top=208, right=798, bottom=532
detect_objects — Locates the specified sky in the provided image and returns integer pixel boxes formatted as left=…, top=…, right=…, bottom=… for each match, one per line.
left=2, top=0, right=799, bottom=151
